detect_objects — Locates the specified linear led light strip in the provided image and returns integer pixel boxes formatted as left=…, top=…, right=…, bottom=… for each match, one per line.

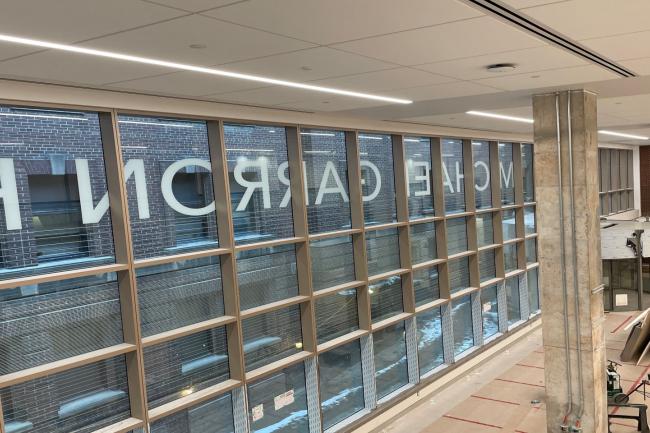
left=468, top=110, right=649, bottom=140
left=0, top=33, right=412, bottom=105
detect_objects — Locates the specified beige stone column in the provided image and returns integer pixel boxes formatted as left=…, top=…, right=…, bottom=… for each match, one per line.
left=533, top=90, right=606, bottom=433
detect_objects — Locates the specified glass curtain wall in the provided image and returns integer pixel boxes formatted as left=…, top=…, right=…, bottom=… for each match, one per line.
left=0, top=105, right=540, bottom=433
left=598, top=148, right=634, bottom=216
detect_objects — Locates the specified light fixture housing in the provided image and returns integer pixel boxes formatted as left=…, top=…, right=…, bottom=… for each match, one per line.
left=466, top=110, right=534, bottom=124
left=486, top=63, right=517, bottom=73
left=0, top=33, right=412, bottom=105
left=599, top=130, right=649, bottom=140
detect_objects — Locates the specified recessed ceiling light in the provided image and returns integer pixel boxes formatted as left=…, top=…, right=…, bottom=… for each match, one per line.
left=189, top=43, right=207, bottom=49
left=300, top=66, right=312, bottom=71
left=0, top=33, right=412, bottom=105
left=486, top=63, right=517, bottom=73
left=598, top=130, right=649, bottom=140
left=530, top=75, right=540, bottom=79
left=466, top=110, right=533, bottom=124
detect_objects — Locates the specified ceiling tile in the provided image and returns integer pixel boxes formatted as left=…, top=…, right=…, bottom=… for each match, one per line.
left=622, top=58, right=650, bottom=76
left=501, top=0, right=570, bottom=9
left=0, top=50, right=173, bottom=86
left=389, top=81, right=500, bottom=102
left=416, top=45, right=586, bottom=80
left=105, top=70, right=262, bottom=96
left=521, top=0, right=650, bottom=40
left=583, top=31, right=650, bottom=62
left=209, top=86, right=317, bottom=107
left=82, top=14, right=315, bottom=67
left=220, top=47, right=395, bottom=82
left=401, top=112, right=533, bottom=134
left=274, top=97, right=390, bottom=113
left=475, top=65, right=618, bottom=91
left=310, top=68, right=457, bottom=93
left=331, top=16, right=544, bottom=66
left=144, top=0, right=242, bottom=12
left=0, top=0, right=185, bottom=59
left=204, top=0, right=482, bottom=45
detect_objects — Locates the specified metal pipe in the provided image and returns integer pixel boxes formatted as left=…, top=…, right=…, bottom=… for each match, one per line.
left=567, top=92, right=585, bottom=423
left=556, top=93, right=574, bottom=425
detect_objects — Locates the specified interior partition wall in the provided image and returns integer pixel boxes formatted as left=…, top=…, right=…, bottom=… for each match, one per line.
left=0, top=103, right=540, bottom=433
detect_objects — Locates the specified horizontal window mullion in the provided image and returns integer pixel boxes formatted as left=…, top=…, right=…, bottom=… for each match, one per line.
left=133, top=247, right=230, bottom=269
left=0, top=263, right=128, bottom=291
left=90, top=417, right=144, bottom=433
left=141, top=315, right=236, bottom=348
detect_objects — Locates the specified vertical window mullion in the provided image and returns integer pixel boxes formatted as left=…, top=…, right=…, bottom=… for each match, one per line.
left=99, top=111, right=150, bottom=431
left=206, top=120, right=247, bottom=433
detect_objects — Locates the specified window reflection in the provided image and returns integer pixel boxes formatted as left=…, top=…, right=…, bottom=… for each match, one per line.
left=359, top=134, right=396, bottom=226
left=310, top=236, right=356, bottom=291
left=150, top=392, right=234, bottom=433
left=442, top=139, right=465, bottom=214
left=472, top=141, right=492, bottom=209
left=481, top=285, right=499, bottom=339
left=506, top=277, right=521, bottom=325
left=452, top=296, right=474, bottom=356
left=374, top=322, right=408, bottom=399
left=405, top=137, right=434, bottom=219
left=417, top=309, right=444, bottom=376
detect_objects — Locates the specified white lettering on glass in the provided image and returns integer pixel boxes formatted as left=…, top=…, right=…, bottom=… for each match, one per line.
left=0, top=158, right=21, bottom=230
left=162, top=158, right=215, bottom=216
left=0, top=157, right=519, bottom=231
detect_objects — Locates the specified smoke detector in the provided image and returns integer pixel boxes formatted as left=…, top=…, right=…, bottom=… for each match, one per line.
left=486, top=63, right=517, bottom=73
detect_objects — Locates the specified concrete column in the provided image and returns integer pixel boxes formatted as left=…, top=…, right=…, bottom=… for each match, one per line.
left=532, top=90, right=606, bottom=433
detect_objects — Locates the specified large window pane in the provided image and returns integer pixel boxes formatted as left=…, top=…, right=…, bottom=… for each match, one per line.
left=446, top=217, right=468, bottom=255
left=359, top=133, right=396, bottom=226
left=524, top=206, right=536, bottom=235
left=310, top=236, right=355, bottom=291
left=417, top=308, right=444, bottom=376
left=405, top=137, right=434, bottom=219
left=528, top=268, right=540, bottom=313
left=611, top=149, right=620, bottom=190
left=247, top=363, right=309, bottom=433
left=522, top=143, right=534, bottom=203
left=410, top=222, right=437, bottom=265
left=137, top=257, right=224, bottom=338
left=504, top=243, right=519, bottom=273
left=0, top=273, right=122, bottom=375
left=526, top=238, right=537, bottom=264
left=0, top=106, right=115, bottom=279
left=479, top=249, right=496, bottom=283
left=452, top=296, right=474, bottom=356
left=442, top=139, right=465, bottom=214
left=301, top=129, right=351, bottom=234
left=366, top=228, right=400, bottom=276
left=224, top=124, right=294, bottom=244
left=374, top=321, right=408, bottom=399
left=315, top=289, right=359, bottom=344
left=472, top=141, right=492, bottom=209
left=499, top=143, right=515, bottom=205
left=476, top=213, right=494, bottom=247
left=242, top=305, right=302, bottom=371
left=449, top=257, right=470, bottom=294
left=150, top=392, right=234, bottom=433
left=502, top=209, right=517, bottom=241
left=506, top=277, right=521, bottom=325
left=119, top=115, right=216, bottom=260
left=237, top=244, right=299, bottom=311
left=413, top=267, right=440, bottom=306
left=144, top=327, right=229, bottom=409
left=481, top=285, right=499, bottom=339
left=1, top=356, right=130, bottom=433
left=319, top=340, right=365, bottom=430
left=370, top=276, right=404, bottom=322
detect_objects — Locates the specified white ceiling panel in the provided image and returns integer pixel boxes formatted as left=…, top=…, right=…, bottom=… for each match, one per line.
left=144, top=0, right=243, bottom=13
left=521, top=0, right=650, bottom=40
left=0, top=0, right=184, bottom=60
left=400, top=112, right=533, bottom=134
left=275, top=97, right=390, bottom=113
left=331, top=16, right=544, bottom=66
left=476, top=65, right=617, bottom=91
left=416, top=45, right=586, bottom=80
left=209, top=86, right=317, bottom=107
left=0, top=50, right=173, bottom=86
left=203, top=0, right=482, bottom=45
left=220, top=47, right=395, bottom=82
left=390, top=80, right=500, bottom=102
left=310, top=68, right=457, bottom=93
left=106, top=70, right=263, bottom=96
left=583, top=31, right=650, bottom=62
left=622, top=58, right=650, bottom=76
left=82, top=15, right=314, bottom=67
left=501, top=0, right=570, bottom=9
